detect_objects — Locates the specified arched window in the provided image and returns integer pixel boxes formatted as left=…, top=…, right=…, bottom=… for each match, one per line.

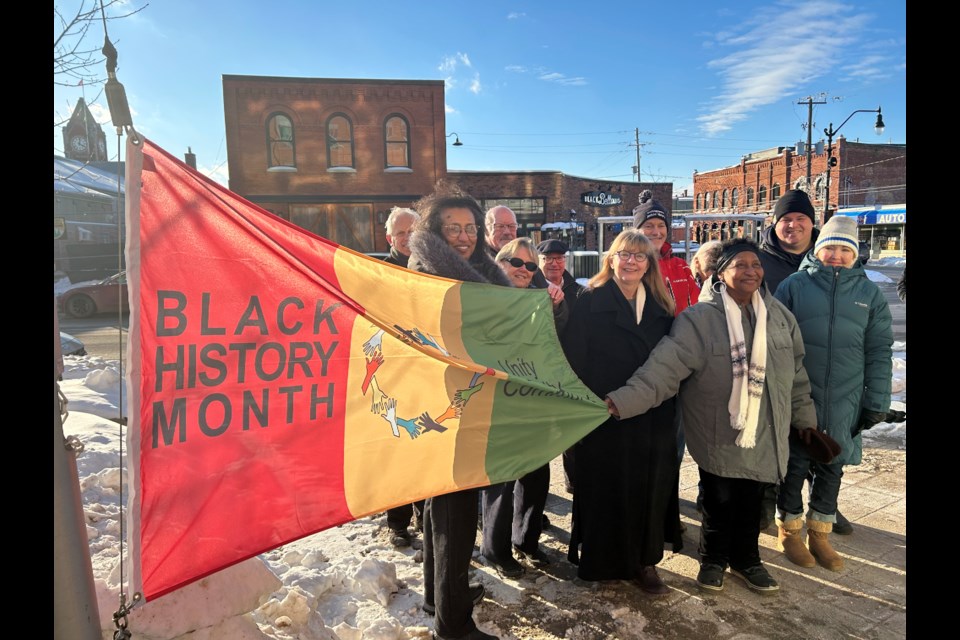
left=712, top=190, right=719, bottom=209
left=696, top=193, right=702, bottom=210
left=721, top=189, right=728, bottom=209
left=815, top=176, right=826, bottom=201
left=327, top=114, right=355, bottom=169
left=771, top=183, right=781, bottom=202
left=731, top=188, right=739, bottom=208
left=384, top=115, right=410, bottom=168
left=758, top=185, right=767, bottom=205
left=266, top=113, right=295, bottom=170
left=746, top=187, right=754, bottom=206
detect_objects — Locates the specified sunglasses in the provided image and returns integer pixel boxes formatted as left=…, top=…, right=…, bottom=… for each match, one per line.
left=503, top=257, right=538, bottom=272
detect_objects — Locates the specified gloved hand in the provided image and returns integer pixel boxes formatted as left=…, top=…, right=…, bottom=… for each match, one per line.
left=885, top=409, right=906, bottom=423
left=790, top=427, right=841, bottom=464
left=852, top=409, right=888, bottom=437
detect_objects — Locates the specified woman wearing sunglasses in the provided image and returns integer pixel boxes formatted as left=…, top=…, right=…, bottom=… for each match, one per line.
left=407, top=182, right=510, bottom=640
left=476, top=238, right=567, bottom=579
left=560, top=229, right=682, bottom=595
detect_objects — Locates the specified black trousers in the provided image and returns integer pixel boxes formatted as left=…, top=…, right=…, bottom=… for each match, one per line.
left=698, top=468, right=763, bottom=570
left=480, top=464, right=550, bottom=558
left=423, top=489, right=479, bottom=638
left=386, top=501, right=425, bottom=532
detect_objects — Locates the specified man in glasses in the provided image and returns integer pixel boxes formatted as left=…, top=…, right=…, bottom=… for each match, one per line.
left=537, top=239, right=585, bottom=497
left=484, top=205, right=519, bottom=258
left=383, top=207, right=419, bottom=268
left=536, top=239, right=584, bottom=311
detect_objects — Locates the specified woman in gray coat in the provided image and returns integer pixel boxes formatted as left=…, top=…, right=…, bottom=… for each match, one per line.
left=606, top=238, right=819, bottom=596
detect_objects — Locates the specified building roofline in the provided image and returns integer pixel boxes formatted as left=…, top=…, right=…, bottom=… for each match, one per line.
left=448, top=169, right=671, bottom=186
left=222, top=74, right=445, bottom=87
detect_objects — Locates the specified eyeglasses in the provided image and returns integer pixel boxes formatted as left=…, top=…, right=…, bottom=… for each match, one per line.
left=613, top=251, right=649, bottom=263
left=490, top=223, right=518, bottom=232
left=442, top=224, right=479, bottom=238
left=542, top=255, right=566, bottom=263
left=503, top=257, right=538, bottom=272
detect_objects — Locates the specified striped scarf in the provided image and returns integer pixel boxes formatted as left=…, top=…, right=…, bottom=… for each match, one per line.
left=719, top=285, right=767, bottom=448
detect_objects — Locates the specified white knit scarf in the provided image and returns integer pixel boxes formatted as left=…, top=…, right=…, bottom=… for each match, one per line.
left=719, top=284, right=768, bottom=448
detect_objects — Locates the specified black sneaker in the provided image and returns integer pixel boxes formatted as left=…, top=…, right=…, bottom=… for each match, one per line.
left=730, top=564, right=780, bottom=594
left=833, top=510, right=854, bottom=535
left=542, top=513, right=551, bottom=530
left=433, top=629, right=498, bottom=640
left=696, top=563, right=725, bottom=592
left=515, top=546, right=551, bottom=568
left=422, top=583, right=485, bottom=615
left=484, top=553, right=524, bottom=578
left=390, top=529, right=412, bottom=548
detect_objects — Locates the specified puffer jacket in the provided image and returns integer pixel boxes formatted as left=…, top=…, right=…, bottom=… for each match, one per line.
left=775, top=253, right=893, bottom=465
left=658, top=242, right=700, bottom=316
left=606, top=278, right=817, bottom=483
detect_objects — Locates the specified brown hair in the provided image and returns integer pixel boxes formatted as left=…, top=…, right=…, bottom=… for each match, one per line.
left=588, top=230, right=675, bottom=315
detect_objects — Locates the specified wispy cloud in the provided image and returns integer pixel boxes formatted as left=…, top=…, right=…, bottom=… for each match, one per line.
left=507, top=12, right=526, bottom=19
left=445, top=104, right=457, bottom=114
left=439, top=52, right=472, bottom=73
left=697, top=0, right=871, bottom=136
left=506, top=64, right=587, bottom=86
left=469, top=74, right=482, bottom=94
left=839, top=54, right=891, bottom=82
left=538, top=71, right=587, bottom=86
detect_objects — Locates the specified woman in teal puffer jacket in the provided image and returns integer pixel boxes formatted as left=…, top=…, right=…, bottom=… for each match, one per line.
left=773, top=216, right=893, bottom=572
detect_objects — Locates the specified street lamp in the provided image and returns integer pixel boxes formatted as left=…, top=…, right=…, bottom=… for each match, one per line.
left=822, top=107, right=884, bottom=223
left=446, top=132, right=463, bottom=146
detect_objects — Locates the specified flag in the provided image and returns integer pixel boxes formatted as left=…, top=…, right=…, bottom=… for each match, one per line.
left=124, top=137, right=608, bottom=600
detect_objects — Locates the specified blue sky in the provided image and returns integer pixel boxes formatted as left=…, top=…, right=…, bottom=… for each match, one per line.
left=53, top=0, right=906, bottom=194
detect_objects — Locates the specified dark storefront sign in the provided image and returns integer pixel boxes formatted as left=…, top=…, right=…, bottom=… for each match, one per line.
left=581, top=191, right=622, bottom=207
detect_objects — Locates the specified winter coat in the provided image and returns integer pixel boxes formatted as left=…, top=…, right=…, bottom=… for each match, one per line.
left=775, top=254, right=893, bottom=465
left=606, top=278, right=818, bottom=483
left=408, top=231, right=512, bottom=288
left=758, top=225, right=822, bottom=295
left=560, top=279, right=682, bottom=575
left=657, top=242, right=700, bottom=316
left=897, top=267, right=906, bottom=302
left=384, top=247, right=410, bottom=268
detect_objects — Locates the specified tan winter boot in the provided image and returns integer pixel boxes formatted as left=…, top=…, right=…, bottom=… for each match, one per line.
left=776, top=518, right=815, bottom=568
left=807, top=518, right=844, bottom=571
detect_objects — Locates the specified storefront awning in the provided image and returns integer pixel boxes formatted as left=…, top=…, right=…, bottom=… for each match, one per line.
left=834, top=205, right=906, bottom=225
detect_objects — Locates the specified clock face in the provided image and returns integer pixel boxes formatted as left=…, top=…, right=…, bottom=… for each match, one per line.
left=70, top=135, right=88, bottom=154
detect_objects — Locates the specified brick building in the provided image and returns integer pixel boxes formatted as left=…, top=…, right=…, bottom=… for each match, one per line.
left=222, top=75, right=448, bottom=253
left=223, top=75, right=677, bottom=254
left=448, top=171, right=671, bottom=251
left=692, top=139, right=906, bottom=256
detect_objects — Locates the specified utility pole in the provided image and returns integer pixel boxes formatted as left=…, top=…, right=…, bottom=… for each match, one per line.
left=797, top=95, right=826, bottom=193
left=631, top=128, right=649, bottom=184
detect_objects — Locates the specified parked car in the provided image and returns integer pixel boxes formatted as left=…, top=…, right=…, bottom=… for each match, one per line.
left=59, top=331, right=86, bottom=357
left=58, top=271, right=129, bottom=319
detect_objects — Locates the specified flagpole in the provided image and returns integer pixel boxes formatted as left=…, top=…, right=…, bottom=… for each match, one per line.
left=54, top=312, right=101, bottom=639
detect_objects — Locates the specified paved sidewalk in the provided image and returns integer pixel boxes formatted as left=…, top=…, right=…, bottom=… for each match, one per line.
left=474, top=440, right=906, bottom=640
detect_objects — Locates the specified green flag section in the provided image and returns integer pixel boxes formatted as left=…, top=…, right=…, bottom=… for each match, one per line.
left=124, top=136, right=609, bottom=601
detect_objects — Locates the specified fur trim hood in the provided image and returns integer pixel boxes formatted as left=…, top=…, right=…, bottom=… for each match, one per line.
left=408, top=230, right=513, bottom=287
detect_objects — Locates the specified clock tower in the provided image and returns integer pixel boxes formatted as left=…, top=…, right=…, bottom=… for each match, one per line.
left=62, top=98, right=108, bottom=162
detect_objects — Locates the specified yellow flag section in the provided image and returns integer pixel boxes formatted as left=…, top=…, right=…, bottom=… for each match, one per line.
left=333, top=247, right=608, bottom=518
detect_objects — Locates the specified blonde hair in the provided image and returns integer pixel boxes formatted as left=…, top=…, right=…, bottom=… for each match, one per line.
left=495, top=237, right=540, bottom=263
left=589, top=230, right=675, bottom=316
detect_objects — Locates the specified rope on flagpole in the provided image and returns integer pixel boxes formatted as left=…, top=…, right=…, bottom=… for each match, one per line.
left=98, top=0, right=143, bottom=632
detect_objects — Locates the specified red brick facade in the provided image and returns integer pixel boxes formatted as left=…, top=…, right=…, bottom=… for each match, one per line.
left=223, top=75, right=447, bottom=253
left=222, top=75, right=675, bottom=253
left=693, top=139, right=906, bottom=226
